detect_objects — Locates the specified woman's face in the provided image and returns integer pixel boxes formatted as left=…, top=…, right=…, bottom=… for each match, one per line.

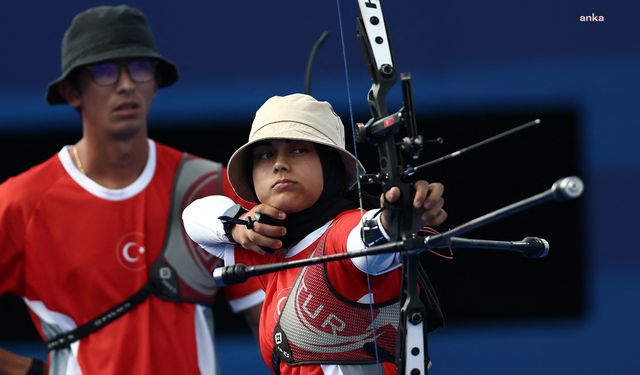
left=251, top=139, right=324, bottom=213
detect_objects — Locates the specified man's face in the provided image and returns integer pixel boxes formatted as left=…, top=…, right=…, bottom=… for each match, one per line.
left=65, top=59, right=158, bottom=139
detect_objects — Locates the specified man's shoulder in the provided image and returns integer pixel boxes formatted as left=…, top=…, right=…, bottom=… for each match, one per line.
left=0, top=154, right=64, bottom=207
left=0, top=153, right=62, bottom=189
left=153, top=141, right=223, bottom=168
left=153, top=141, right=184, bottom=160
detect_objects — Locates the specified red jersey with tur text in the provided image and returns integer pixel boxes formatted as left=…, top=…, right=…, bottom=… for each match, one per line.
left=0, top=140, right=263, bottom=375
left=225, top=210, right=401, bottom=375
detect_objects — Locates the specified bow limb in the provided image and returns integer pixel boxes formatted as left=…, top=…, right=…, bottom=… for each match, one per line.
left=337, top=1, right=430, bottom=373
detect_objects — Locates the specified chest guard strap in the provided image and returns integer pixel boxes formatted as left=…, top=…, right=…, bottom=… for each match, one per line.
left=149, top=153, right=225, bottom=304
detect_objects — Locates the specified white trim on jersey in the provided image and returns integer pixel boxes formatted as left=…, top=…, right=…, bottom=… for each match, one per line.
left=58, top=139, right=156, bottom=201
left=285, top=221, right=332, bottom=258
left=320, top=363, right=385, bottom=375
left=65, top=342, right=83, bottom=375
left=23, top=297, right=77, bottom=332
left=24, top=298, right=84, bottom=374
left=228, top=289, right=266, bottom=313
left=194, top=305, right=217, bottom=375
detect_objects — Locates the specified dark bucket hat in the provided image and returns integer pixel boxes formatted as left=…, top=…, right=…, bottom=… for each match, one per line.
left=46, top=5, right=178, bottom=105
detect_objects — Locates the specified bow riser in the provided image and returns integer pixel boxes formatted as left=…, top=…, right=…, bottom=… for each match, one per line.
left=354, top=1, right=430, bottom=373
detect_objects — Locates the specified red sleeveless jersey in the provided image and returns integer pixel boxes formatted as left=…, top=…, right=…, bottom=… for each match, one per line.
left=227, top=210, right=400, bottom=375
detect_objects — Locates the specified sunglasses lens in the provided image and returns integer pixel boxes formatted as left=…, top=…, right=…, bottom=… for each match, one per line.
left=88, top=63, right=119, bottom=85
left=86, top=59, right=157, bottom=86
left=128, top=60, right=156, bottom=83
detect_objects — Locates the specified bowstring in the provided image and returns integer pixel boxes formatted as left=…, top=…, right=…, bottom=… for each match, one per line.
left=335, top=0, right=383, bottom=370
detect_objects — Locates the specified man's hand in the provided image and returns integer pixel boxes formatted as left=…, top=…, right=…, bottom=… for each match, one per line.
left=380, top=180, right=447, bottom=233
left=231, top=204, right=287, bottom=255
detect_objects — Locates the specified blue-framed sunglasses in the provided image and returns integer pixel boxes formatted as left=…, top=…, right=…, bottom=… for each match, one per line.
left=84, top=59, right=158, bottom=86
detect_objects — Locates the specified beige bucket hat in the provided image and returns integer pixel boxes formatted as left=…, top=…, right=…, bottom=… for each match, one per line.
left=227, top=93, right=366, bottom=202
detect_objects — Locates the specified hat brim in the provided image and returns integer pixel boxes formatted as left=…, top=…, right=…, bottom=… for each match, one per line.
left=227, top=129, right=366, bottom=203
left=46, top=46, right=178, bottom=105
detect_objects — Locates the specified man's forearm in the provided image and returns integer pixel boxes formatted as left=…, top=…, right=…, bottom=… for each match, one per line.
left=0, top=347, right=36, bottom=375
